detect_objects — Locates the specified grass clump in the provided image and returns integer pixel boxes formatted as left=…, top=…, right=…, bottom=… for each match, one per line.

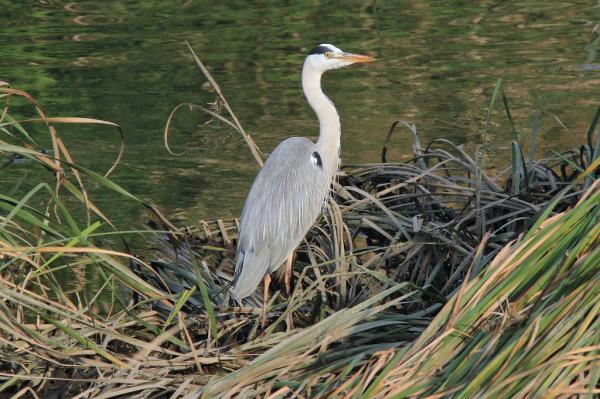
left=0, top=60, right=599, bottom=398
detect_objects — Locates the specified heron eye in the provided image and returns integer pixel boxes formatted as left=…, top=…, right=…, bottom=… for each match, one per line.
left=324, top=52, right=333, bottom=58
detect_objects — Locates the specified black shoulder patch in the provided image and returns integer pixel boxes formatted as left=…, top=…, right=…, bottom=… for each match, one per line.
left=311, top=151, right=322, bottom=169
left=309, top=45, right=331, bottom=55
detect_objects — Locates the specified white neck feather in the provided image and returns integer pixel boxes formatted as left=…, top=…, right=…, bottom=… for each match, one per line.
left=302, top=60, right=340, bottom=180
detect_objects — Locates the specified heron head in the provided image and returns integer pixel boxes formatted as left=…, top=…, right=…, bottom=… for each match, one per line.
left=305, top=43, right=375, bottom=73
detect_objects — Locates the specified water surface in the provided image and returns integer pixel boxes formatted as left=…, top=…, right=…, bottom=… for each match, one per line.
left=2, top=0, right=599, bottom=227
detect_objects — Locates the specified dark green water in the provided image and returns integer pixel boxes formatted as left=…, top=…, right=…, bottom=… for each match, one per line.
left=2, top=1, right=599, bottom=228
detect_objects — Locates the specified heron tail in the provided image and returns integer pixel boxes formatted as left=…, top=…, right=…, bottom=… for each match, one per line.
left=232, top=249, right=270, bottom=300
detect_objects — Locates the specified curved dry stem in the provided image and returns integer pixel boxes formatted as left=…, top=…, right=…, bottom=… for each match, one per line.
left=184, top=41, right=263, bottom=166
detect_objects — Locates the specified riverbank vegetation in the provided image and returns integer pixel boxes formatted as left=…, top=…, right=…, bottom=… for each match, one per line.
left=0, top=73, right=598, bottom=398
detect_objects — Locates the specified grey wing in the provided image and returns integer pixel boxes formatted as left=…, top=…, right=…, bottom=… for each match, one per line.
left=232, top=137, right=329, bottom=299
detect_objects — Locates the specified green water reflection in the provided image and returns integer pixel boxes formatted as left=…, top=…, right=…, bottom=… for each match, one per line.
left=2, top=0, right=599, bottom=228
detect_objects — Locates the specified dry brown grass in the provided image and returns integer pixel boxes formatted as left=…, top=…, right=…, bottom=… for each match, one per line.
left=0, top=54, right=598, bottom=398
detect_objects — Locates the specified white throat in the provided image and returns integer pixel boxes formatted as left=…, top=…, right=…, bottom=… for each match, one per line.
left=302, top=59, right=340, bottom=180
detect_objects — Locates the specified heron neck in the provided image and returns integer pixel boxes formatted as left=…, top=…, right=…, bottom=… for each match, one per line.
left=302, top=63, right=340, bottom=178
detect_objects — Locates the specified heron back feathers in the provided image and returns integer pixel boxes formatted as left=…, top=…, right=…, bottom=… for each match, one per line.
left=232, top=137, right=330, bottom=299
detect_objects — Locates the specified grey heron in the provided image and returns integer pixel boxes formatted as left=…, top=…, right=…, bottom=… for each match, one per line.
left=232, top=44, right=375, bottom=305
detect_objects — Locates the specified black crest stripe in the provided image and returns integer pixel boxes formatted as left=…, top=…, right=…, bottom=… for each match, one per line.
left=308, top=45, right=331, bottom=55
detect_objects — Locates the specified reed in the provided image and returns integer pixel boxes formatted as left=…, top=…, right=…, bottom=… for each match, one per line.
left=0, top=70, right=598, bottom=398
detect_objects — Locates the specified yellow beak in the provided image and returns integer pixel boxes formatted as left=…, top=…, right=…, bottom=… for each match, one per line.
left=338, top=52, right=376, bottom=63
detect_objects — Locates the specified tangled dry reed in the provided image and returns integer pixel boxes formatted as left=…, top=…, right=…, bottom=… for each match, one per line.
left=0, top=49, right=599, bottom=399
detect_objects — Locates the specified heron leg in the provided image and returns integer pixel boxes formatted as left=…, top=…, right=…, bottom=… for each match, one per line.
left=285, top=254, right=294, bottom=330
left=262, top=273, right=271, bottom=329
left=285, top=254, right=293, bottom=296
